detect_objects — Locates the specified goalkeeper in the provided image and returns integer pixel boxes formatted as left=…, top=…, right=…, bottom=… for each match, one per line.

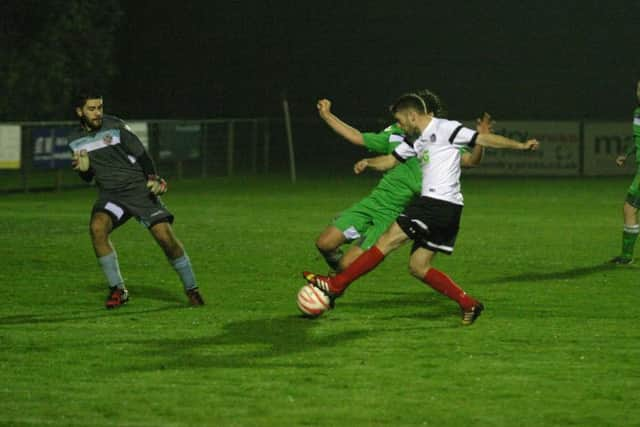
left=67, top=91, right=204, bottom=308
left=315, top=91, right=489, bottom=272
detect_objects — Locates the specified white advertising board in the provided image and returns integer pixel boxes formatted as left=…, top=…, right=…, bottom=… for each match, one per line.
left=0, top=125, right=21, bottom=169
left=583, top=121, right=635, bottom=176
left=463, top=121, right=580, bottom=176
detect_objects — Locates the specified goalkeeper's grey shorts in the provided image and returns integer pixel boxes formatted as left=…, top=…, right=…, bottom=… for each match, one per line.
left=91, top=191, right=174, bottom=229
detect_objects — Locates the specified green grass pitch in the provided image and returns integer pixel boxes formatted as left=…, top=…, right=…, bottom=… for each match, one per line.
left=0, top=175, right=638, bottom=426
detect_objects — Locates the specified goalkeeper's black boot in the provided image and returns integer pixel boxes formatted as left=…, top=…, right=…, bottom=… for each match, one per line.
left=106, top=287, right=129, bottom=309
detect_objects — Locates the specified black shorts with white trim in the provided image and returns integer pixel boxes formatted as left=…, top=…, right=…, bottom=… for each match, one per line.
left=396, top=196, right=463, bottom=255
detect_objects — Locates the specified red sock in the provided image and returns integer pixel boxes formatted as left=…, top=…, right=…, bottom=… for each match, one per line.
left=332, top=246, right=385, bottom=293
left=423, top=268, right=475, bottom=309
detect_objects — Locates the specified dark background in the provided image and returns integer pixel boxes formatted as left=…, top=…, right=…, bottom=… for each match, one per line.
left=2, top=0, right=639, bottom=121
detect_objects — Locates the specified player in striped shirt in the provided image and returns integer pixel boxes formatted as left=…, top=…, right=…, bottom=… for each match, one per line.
left=315, top=92, right=489, bottom=272
left=305, top=92, right=539, bottom=325
left=610, top=78, right=640, bottom=264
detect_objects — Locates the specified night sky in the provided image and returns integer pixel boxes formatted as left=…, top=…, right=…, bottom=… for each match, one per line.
left=111, top=0, right=638, bottom=121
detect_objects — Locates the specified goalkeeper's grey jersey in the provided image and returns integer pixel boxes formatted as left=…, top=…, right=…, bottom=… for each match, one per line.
left=67, top=115, right=148, bottom=194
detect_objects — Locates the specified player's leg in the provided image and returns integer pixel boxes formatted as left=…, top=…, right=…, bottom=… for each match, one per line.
left=149, top=221, right=184, bottom=259
left=149, top=221, right=203, bottom=305
left=611, top=173, right=640, bottom=264
left=304, top=196, right=424, bottom=297
left=407, top=246, right=436, bottom=278
left=318, top=205, right=371, bottom=272
left=315, top=225, right=348, bottom=271
left=339, top=245, right=365, bottom=271
left=90, top=209, right=129, bottom=308
left=303, top=196, right=418, bottom=298
left=124, top=193, right=203, bottom=305
left=90, top=211, right=115, bottom=257
left=408, top=247, right=481, bottom=323
left=335, top=221, right=410, bottom=288
left=338, top=211, right=400, bottom=270
left=305, top=222, right=410, bottom=297
left=402, top=198, right=483, bottom=325
left=620, top=201, right=639, bottom=260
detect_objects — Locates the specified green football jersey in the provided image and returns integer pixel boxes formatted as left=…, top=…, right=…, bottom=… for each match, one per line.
left=633, top=106, right=640, bottom=162
left=361, top=124, right=422, bottom=207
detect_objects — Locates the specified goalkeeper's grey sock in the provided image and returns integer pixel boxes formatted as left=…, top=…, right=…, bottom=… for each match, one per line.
left=98, top=251, right=125, bottom=289
left=171, top=252, right=197, bottom=291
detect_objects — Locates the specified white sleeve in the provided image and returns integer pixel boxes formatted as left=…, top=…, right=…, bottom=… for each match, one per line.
left=446, top=121, right=478, bottom=147
left=392, top=141, right=416, bottom=163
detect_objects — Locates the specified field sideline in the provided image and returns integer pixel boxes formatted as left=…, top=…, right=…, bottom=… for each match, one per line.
left=0, top=175, right=638, bottom=426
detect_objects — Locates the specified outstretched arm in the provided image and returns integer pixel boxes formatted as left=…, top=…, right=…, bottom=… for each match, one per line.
left=353, top=154, right=399, bottom=174
left=317, top=99, right=365, bottom=146
left=476, top=132, right=539, bottom=151
left=461, top=112, right=493, bottom=168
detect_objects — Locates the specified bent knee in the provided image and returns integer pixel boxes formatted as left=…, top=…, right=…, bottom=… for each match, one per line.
left=89, top=219, right=110, bottom=241
left=408, top=264, right=421, bottom=279
left=316, top=233, right=343, bottom=252
left=408, top=260, right=429, bottom=279
left=315, top=239, right=332, bottom=252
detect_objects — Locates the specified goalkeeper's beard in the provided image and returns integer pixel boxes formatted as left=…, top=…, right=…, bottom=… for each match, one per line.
left=82, top=116, right=103, bottom=131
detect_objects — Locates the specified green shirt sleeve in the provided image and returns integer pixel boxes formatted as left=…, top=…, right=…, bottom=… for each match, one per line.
left=362, top=123, right=405, bottom=154
left=628, top=107, right=640, bottom=158
left=626, top=143, right=637, bottom=157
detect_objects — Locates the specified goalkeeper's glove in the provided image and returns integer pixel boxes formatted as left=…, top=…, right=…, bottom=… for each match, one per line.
left=146, top=175, right=168, bottom=195
left=72, top=150, right=90, bottom=172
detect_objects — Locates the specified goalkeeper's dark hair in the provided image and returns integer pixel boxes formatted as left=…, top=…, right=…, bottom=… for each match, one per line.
left=74, top=90, right=103, bottom=109
left=390, top=90, right=445, bottom=117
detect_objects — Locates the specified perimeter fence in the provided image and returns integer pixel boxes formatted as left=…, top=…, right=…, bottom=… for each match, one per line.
left=0, top=117, right=636, bottom=192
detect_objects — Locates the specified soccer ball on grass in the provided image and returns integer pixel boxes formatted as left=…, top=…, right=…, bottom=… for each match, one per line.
left=296, top=283, right=331, bottom=317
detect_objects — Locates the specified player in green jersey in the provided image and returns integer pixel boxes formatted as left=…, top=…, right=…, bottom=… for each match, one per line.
left=68, top=92, right=204, bottom=308
left=610, top=79, right=640, bottom=264
left=304, top=93, right=539, bottom=325
left=315, top=90, right=490, bottom=272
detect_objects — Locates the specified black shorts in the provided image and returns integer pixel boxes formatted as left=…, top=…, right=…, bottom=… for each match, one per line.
left=396, top=196, right=463, bottom=255
left=92, top=191, right=174, bottom=230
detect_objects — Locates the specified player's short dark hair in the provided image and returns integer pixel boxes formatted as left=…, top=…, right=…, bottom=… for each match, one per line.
left=415, top=89, right=446, bottom=117
left=74, top=91, right=103, bottom=109
left=390, top=90, right=444, bottom=116
left=389, top=93, right=426, bottom=115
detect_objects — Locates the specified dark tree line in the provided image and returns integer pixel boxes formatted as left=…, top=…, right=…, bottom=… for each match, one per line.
left=0, top=0, right=122, bottom=121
